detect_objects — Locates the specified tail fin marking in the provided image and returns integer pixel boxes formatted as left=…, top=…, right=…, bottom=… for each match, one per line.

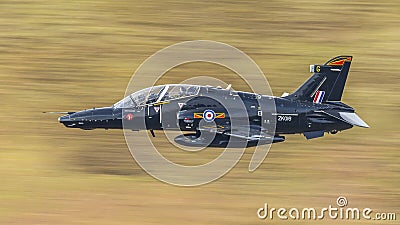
left=286, top=55, right=352, bottom=102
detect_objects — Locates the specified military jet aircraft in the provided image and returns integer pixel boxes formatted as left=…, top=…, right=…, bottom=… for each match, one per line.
left=55, top=56, right=369, bottom=147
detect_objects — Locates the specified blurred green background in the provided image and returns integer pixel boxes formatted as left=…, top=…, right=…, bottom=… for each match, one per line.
left=0, top=0, right=399, bottom=224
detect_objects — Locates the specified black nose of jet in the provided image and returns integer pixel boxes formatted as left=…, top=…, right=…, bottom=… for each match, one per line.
left=58, top=114, right=71, bottom=123
left=58, top=113, right=80, bottom=128
left=58, top=109, right=93, bottom=128
left=58, top=107, right=119, bottom=130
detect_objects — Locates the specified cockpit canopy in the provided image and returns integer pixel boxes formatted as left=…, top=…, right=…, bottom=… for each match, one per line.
left=113, top=84, right=200, bottom=108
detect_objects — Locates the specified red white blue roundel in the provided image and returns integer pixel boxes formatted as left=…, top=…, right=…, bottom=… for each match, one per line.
left=203, top=109, right=215, bottom=122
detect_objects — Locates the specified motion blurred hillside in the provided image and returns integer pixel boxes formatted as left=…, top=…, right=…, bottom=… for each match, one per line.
left=0, top=1, right=399, bottom=224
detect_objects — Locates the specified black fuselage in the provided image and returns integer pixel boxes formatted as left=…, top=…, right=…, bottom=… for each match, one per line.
left=58, top=56, right=368, bottom=145
left=59, top=89, right=353, bottom=137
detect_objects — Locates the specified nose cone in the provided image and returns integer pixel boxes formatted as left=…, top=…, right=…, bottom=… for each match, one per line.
left=58, top=114, right=71, bottom=122
left=58, top=113, right=77, bottom=128
left=58, top=107, right=118, bottom=129
left=58, top=109, right=93, bottom=128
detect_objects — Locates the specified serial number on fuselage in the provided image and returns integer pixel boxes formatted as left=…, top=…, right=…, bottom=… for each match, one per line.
left=277, top=115, right=292, bottom=122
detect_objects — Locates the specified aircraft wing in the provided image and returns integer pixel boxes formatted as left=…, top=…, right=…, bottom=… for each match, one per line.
left=319, top=110, right=369, bottom=128
left=221, top=129, right=274, bottom=142
left=199, top=125, right=277, bottom=142
left=198, top=125, right=282, bottom=172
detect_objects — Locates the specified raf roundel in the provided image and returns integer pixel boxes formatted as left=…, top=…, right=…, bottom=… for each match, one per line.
left=203, top=109, right=215, bottom=122
left=125, top=113, right=134, bottom=121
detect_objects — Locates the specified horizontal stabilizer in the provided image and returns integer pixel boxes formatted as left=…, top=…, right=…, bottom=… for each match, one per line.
left=320, top=110, right=369, bottom=128
left=338, top=112, right=369, bottom=128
